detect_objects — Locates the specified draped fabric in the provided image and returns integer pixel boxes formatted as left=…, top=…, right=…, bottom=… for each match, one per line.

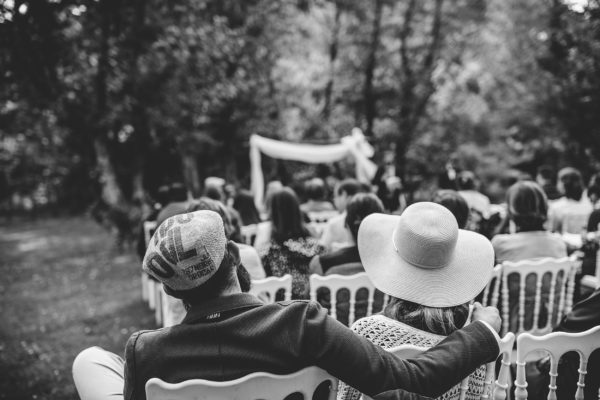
left=250, top=128, right=377, bottom=208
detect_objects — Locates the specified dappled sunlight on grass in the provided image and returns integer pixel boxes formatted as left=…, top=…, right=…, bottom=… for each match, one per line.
left=0, top=217, right=155, bottom=400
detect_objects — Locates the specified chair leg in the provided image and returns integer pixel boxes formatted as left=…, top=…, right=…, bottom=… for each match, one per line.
left=141, top=273, right=149, bottom=302
left=148, top=279, right=156, bottom=310
left=154, top=285, right=162, bottom=326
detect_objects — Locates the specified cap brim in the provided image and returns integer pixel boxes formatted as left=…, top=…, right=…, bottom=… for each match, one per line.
left=358, top=213, right=494, bottom=307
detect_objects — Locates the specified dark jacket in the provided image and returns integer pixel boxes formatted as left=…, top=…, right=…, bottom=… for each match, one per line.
left=532, top=288, right=600, bottom=399
left=124, top=293, right=499, bottom=400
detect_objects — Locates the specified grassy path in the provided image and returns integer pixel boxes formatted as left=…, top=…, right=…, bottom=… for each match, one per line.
left=0, top=217, right=155, bottom=400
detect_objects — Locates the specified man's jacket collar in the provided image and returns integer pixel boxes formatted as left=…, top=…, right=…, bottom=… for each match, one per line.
left=182, top=293, right=264, bottom=324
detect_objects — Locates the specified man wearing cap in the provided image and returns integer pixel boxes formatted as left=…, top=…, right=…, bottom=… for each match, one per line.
left=73, top=210, right=502, bottom=400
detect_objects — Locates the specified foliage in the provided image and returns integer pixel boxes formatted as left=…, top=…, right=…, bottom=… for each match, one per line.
left=1, top=0, right=600, bottom=213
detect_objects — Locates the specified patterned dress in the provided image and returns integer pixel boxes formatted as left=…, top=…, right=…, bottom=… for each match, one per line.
left=338, top=315, right=487, bottom=400
left=261, top=237, right=323, bottom=299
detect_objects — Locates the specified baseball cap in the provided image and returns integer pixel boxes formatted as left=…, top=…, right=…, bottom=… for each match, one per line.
left=143, top=210, right=227, bottom=292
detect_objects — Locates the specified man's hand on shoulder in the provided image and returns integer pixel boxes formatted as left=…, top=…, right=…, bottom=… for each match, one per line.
left=471, top=302, right=501, bottom=333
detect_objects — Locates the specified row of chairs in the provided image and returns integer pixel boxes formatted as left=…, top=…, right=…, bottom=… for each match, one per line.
left=144, top=325, right=600, bottom=400
left=158, top=273, right=381, bottom=328
left=481, top=256, right=579, bottom=337
left=144, top=217, right=582, bottom=338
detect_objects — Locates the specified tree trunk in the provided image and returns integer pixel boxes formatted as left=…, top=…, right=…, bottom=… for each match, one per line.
left=181, top=152, right=201, bottom=198
left=94, top=137, right=125, bottom=207
left=322, top=1, right=342, bottom=120
left=364, top=0, right=383, bottom=137
left=93, top=0, right=126, bottom=209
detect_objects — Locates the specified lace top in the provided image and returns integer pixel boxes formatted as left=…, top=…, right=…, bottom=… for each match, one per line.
left=261, top=237, right=323, bottom=299
left=337, top=315, right=487, bottom=400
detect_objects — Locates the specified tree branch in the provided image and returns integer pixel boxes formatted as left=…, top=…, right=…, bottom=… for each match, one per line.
left=399, top=0, right=417, bottom=79
left=421, top=0, right=444, bottom=72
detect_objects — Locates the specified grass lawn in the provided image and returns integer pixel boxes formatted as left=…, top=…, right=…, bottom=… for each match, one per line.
left=0, top=216, right=156, bottom=400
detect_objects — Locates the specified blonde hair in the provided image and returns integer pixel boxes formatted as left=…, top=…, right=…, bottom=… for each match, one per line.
left=383, top=297, right=470, bottom=336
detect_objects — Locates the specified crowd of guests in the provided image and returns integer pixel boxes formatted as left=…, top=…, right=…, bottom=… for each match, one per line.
left=72, top=165, right=600, bottom=400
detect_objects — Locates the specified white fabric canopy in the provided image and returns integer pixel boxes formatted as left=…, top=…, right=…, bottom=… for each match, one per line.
left=250, top=128, right=377, bottom=208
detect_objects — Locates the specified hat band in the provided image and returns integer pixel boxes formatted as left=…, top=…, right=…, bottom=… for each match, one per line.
left=391, top=228, right=450, bottom=270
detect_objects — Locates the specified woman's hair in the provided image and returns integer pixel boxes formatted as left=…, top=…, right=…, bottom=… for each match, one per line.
left=345, top=193, right=384, bottom=240
left=431, top=190, right=469, bottom=229
left=305, top=178, right=327, bottom=201
left=383, top=297, right=470, bottom=336
left=506, top=181, right=548, bottom=231
left=269, top=187, right=310, bottom=243
left=233, top=190, right=261, bottom=226
left=456, top=171, right=476, bottom=191
left=558, top=167, right=584, bottom=201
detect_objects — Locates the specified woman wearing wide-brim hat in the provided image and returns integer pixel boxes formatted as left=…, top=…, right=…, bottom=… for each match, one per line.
left=338, top=202, right=495, bottom=400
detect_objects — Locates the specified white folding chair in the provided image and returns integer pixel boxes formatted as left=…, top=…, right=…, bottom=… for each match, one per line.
left=145, top=366, right=338, bottom=400
left=362, top=333, right=515, bottom=400
left=142, top=221, right=158, bottom=303
left=309, top=273, right=377, bottom=326
left=240, top=224, right=258, bottom=245
left=500, top=257, right=578, bottom=336
left=249, top=275, right=292, bottom=303
left=482, top=264, right=502, bottom=308
left=514, top=325, right=600, bottom=400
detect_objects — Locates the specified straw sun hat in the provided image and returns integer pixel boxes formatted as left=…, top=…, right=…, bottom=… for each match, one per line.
left=358, top=202, right=494, bottom=307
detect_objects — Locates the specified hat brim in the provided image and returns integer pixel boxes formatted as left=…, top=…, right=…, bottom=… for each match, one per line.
left=358, top=213, right=494, bottom=307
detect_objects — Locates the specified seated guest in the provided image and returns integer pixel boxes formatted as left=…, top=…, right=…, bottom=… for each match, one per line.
left=582, top=174, right=600, bottom=278
left=155, top=182, right=189, bottom=227
left=320, top=179, right=365, bottom=252
left=492, top=181, right=566, bottom=263
left=300, top=178, right=335, bottom=214
left=252, top=181, right=284, bottom=252
left=338, top=202, right=495, bottom=400
left=310, top=193, right=385, bottom=326
left=310, top=193, right=384, bottom=276
left=203, top=176, right=226, bottom=202
left=536, top=165, right=561, bottom=201
left=491, top=181, right=567, bottom=332
left=526, top=286, right=600, bottom=400
left=548, top=167, right=592, bottom=233
left=73, top=210, right=502, bottom=400
left=431, top=189, right=470, bottom=229
left=261, top=187, right=322, bottom=299
left=187, top=198, right=265, bottom=280
left=233, top=189, right=262, bottom=226
left=457, top=171, right=491, bottom=219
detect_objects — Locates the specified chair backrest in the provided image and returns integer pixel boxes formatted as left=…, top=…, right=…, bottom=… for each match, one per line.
left=309, top=273, right=377, bottom=325
left=514, top=325, right=600, bottom=400
left=500, top=256, right=577, bottom=336
left=249, top=275, right=292, bottom=303
left=145, top=366, right=338, bottom=400
left=143, top=220, right=157, bottom=246
left=482, top=264, right=503, bottom=308
left=363, top=333, right=515, bottom=400
left=240, top=224, right=258, bottom=245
